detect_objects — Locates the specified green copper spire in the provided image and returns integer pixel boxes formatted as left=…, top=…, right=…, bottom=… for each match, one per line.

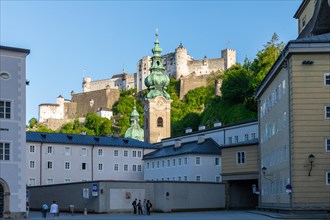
left=144, top=31, right=170, bottom=100
left=124, top=104, right=144, bottom=141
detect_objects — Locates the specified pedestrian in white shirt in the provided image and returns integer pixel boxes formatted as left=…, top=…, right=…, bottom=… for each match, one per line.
left=49, top=201, right=59, bottom=219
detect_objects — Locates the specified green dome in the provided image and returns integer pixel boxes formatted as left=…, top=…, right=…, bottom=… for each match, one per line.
left=124, top=106, right=144, bottom=141
left=145, top=32, right=171, bottom=100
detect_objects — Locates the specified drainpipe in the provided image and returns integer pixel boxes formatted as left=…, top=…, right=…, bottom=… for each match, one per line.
left=91, top=145, right=94, bottom=181
left=287, top=59, right=292, bottom=209
left=40, top=142, right=43, bottom=186
left=257, top=99, right=262, bottom=208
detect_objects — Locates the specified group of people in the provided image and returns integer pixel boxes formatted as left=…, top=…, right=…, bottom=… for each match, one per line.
left=41, top=201, right=59, bottom=219
left=132, top=198, right=152, bottom=215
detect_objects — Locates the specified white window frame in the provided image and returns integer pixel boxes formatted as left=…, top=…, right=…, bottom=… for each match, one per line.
left=114, top=163, right=118, bottom=171
left=81, top=148, right=87, bottom=156
left=123, top=150, right=128, bottom=157
left=29, top=160, right=35, bottom=169
left=326, top=138, right=330, bottom=152
left=29, top=145, right=35, bottom=153
left=64, top=147, right=71, bottom=156
left=64, top=161, right=71, bottom=170
left=46, top=178, right=54, bottom=185
left=184, top=157, right=188, bottom=165
left=195, top=156, right=201, bottom=165
left=47, top=161, right=53, bottom=169
left=138, top=151, right=142, bottom=157
left=64, top=178, right=71, bottom=183
left=234, top=136, right=239, bottom=143
left=0, top=100, right=11, bottom=119
left=172, top=159, right=176, bottom=166
left=0, top=142, right=10, bottom=161
left=132, top=164, right=137, bottom=171
left=114, top=150, right=119, bottom=157
left=98, top=163, right=104, bottom=171
left=228, top=137, right=232, bottom=144
left=162, top=160, right=165, bottom=167
left=244, top=134, right=249, bottom=141
left=28, top=178, right=36, bottom=186
left=167, top=160, right=170, bottom=167
left=324, top=73, right=330, bottom=86
left=47, top=146, right=53, bottom=154
left=325, top=106, right=330, bottom=119
left=98, top=148, right=103, bottom=157
left=236, top=151, right=246, bottom=164
left=215, top=157, right=220, bottom=166
left=138, top=165, right=142, bottom=172
left=251, top=132, right=256, bottom=139
left=184, top=176, right=188, bottom=181
left=196, top=175, right=201, bottom=182
left=81, top=162, right=87, bottom=170
left=132, top=150, right=137, bottom=158
left=178, top=158, right=182, bottom=166
left=124, top=164, right=128, bottom=171
left=326, top=172, right=330, bottom=185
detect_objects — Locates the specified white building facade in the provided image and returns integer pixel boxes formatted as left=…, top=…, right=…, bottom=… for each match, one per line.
left=26, top=132, right=158, bottom=186
left=0, top=45, right=30, bottom=218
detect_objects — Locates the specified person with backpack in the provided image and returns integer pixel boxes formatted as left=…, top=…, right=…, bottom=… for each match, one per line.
left=41, top=203, right=48, bottom=218
left=131, top=198, right=137, bottom=214
left=146, top=200, right=152, bottom=215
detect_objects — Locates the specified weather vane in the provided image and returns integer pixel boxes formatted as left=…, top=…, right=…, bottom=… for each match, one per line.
left=156, top=28, right=159, bottom=37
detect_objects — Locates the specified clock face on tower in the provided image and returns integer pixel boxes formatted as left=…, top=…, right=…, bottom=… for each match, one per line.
left=156, top=99, right=164, bottom=107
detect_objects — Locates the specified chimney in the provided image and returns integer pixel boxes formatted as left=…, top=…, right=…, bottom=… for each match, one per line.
left=198, top=125, right=206, bottom=131
left=174, top=139, right=181, bottom=148
left=81, top=131, right=86, bottom=135
left=185, top=127, right=192, bottom=134
left=214, top=120, right=222, bottom=128
left=198, top=135, right=205, bottom=144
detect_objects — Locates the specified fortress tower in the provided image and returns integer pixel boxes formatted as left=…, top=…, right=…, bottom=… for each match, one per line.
left=144, top=32, right=172, bottom=143
left=175, top=43, right=190, bottom=79
left=221, top=49, right=236, bottom=70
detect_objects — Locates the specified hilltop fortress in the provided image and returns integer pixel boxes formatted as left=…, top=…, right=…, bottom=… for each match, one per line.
left=38, top=43, right=236, bottom=130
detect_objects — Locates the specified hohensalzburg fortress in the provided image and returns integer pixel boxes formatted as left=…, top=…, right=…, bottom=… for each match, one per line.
left=39, top=43, right=236, bottom=130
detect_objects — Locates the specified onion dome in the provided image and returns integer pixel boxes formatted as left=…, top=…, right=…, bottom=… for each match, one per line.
left=145, top=32, right=171, bottom=100
left=124, top=106, right=144, bottom=141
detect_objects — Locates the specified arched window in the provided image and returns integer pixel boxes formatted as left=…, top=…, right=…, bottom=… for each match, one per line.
left=157, top=117, right=163, bottom=127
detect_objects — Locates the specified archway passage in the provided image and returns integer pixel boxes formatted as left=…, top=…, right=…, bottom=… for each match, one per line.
left=0, top=183, right=3, bottom=218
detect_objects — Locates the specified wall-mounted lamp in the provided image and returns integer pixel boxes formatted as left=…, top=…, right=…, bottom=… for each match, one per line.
left=261, top=166, right=273, bottom=183
left=302, top=60, right=314, bottom=65
left=308, top=154, right=315, bottom=176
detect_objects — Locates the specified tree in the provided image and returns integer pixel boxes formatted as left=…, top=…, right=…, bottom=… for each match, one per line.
left=28, top=117, right=38, bottom=128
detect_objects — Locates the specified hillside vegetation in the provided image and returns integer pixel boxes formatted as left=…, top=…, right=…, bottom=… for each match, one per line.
left=28, top=33, right=284, bottom=137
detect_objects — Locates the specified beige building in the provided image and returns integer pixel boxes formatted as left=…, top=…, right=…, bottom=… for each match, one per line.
left=255, top=0, right=330, bottom=212
left=221, top=140, right=259, bottom=209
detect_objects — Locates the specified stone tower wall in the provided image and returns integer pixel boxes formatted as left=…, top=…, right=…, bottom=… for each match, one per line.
left=175, top=47, right=190, bottom=79
left=137, top=56, right=152, bottom=92
left=221, top=49, right=236, bottom=70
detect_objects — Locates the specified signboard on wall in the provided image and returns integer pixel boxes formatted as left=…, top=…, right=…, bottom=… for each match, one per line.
left=82, top=188, right=89, bottom=199
left=92, top=183, right=98, bottom=197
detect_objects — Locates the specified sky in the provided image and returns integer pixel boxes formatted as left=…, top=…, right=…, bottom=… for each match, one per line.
left=0, top=0, right=301, bottom=123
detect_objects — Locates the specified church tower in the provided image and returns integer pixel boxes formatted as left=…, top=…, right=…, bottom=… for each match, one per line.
left=144, top=32, right=172, bottom=143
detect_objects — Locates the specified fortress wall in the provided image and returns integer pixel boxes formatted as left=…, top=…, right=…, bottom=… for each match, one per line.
left=90, top=78, right=120, bottom=91
left=64, top=102, right=77, bottom=119
left=179, top=75, right=210, bottom=100
left=38, top=104, right=62, bottom=123
left=71, top=89, right=120, bottom=117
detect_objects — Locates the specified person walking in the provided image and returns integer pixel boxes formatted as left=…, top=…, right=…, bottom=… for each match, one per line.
left=137, top=200, right=143, bottom=215
left=49, top=201, right=59, bottom=219
left=41, top=203, right=48, bottom=218
left=146, top=200, right=152, bottom=215
left=132, top=198, right=137, bottom=214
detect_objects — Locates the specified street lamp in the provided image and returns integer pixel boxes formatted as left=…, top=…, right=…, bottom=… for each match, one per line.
left=308, top=154, right=315, bottom=176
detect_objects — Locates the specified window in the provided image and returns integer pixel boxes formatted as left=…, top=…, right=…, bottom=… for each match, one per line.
left=138, top=165, right=142, bottom=172
left=98, top=163, right=103, bottom=171
left=82, top=163, right=87, bottom=170
left=178, top=158, right=182, bottom=166
left=216, top=176, right=221, bottom=182
left=82, top=148, right=87, bottom=156
left=0, top=72, right=10, bottom=80
left=244, top=134, right=249, bottom=141
left=64, top=162, right=70, bottom=170
left=251, top=133, right=256, bottom=139
left=178, top=176, right=181, bottom=181
left=0, top=100, right=11, bottom=119
left=326, top=139, right=330, bottom=152
left=167, top=160, right=170, bottom=167
left=302, top=15, right=306, bottom=28
left=184, top=176, right=187, bottom=181
left=172, top=159, right=176, bottom=166
left=326, top=172, right=330, bottom=185
left=64, top=147, right=71, bottom=155
left=46, top=179, right=54, bottom=185
left=29, top=145, right=35, bottom=153
left=124, top=164, right=128, bottom=171
left=147, top=162, right=149, bottom=169
left=228, top=137, right=232, bottom=144
left=152, top=162, right=154, bottom=168
left=157, top=161, right=160, bottom=168
left=114, top=150, right=119, bottom=156
left=113, top=164, right=119, bottom=171
left=124, top=150, right=128, bottom=157
left=47, top=146, right=53, bottom=154
left=234, top=136, right=239, bottom=143
left=195, top=157, right=201, bottom=165
left=98, top=149, right=103, bottom=156
left=157, top=117, right=163, bottom=127
left=184, top=157, right=188, bottom=165
left=133, top=165, right=137, bottom=171
left=325, top=73, right=330, bottom=86
left=47, top=161, right=53, bottom=169
left=28, top=178, right=36, bottom=186
left=133, top=150, right=137, bottom=157
left=215, top=157, right=220, bottom=166
left=138, top=151, right=142, bottom=157
left=325, top=106, right=330, bottom=119
left=29, top=161, right=35, bottom=169
left=0, top=142, right=10, bottom=160
left=196, top=176, right=201, bottom=182
left=64, top=178, right=71, bottom=183
left=236, top=152, right=245, bottom=164
left=162, top=160, right=165, bottom=167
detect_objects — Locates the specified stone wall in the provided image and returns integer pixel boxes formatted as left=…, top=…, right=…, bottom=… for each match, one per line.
left=179, top=74, right=210, bottom=99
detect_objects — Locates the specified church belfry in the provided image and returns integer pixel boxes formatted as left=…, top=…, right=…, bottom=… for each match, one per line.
left=144, top=32, right=172, bottom=143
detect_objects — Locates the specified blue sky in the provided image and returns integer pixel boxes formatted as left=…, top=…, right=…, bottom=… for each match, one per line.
left=0, top=0, right=301, bottom=123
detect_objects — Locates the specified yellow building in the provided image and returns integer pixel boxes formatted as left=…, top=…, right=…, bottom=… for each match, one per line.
left=255, top=0, right=330, bottom=212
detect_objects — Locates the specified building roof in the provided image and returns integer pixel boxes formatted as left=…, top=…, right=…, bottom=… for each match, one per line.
left=143, top=138, right=221, bottom=160
left=0, top=45, right=30, bottom=54
left=26, top=132, right=158, bottom=149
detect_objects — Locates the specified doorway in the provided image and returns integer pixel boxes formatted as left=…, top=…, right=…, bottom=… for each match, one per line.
left=0, top=183, right=4, bottom=218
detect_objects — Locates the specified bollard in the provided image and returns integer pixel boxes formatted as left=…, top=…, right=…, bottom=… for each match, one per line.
left=84, top=208, right=87, bottom=215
